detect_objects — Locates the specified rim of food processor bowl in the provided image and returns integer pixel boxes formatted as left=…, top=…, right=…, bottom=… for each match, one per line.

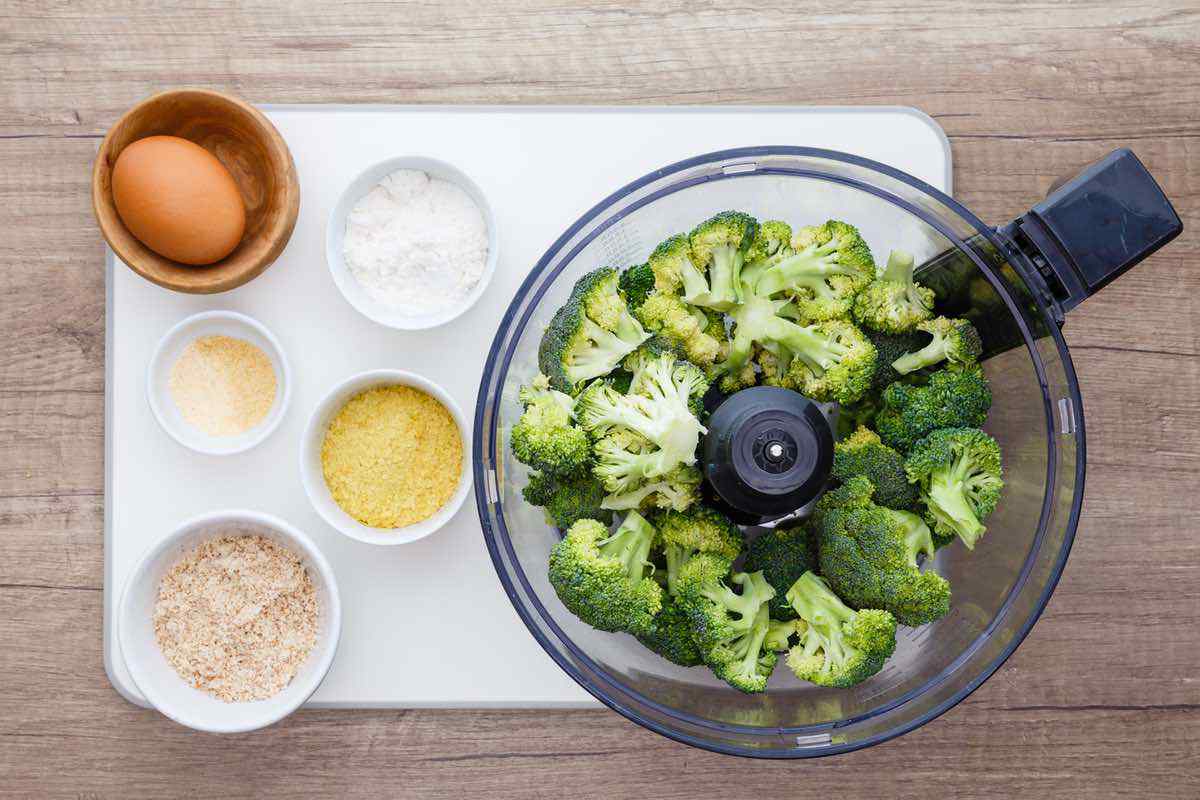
left=473, top=146, right=1086, bottom=758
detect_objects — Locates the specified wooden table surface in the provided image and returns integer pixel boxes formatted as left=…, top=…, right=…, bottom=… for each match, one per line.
left=3, top=2, right=1197, bottom=796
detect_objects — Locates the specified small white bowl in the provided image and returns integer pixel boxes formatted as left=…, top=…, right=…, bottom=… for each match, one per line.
left=325, top=156, right=498, bottom=330
left=117, top=510, right=342, bottom=733
left=147, top=310, right=291, bottom=455
left=300, top=369, right=472, bottom=546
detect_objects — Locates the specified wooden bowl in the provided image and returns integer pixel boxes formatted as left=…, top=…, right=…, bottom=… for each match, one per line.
left=92, top=88, right=300, bottom=294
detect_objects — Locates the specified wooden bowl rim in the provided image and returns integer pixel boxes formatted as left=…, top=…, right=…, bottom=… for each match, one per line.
left=92, top=88, right=300, bottom=295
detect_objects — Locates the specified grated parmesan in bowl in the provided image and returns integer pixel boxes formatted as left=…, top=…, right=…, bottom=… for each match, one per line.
left=118, top=510, right=341, bottom=733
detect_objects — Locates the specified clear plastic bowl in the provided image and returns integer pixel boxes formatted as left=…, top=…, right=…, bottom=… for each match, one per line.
left=474, top=148, right=1085, bottom=757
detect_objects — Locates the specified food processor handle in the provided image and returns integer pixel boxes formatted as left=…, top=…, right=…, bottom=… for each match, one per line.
left=999, top=148, right=1182, bottom=316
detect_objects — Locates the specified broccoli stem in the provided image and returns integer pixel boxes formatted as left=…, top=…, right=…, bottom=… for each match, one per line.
left=892, top=331, right=950, bottom=374
left=773, top=320, right=849, bottom=375
left=679, top=260, right=712, bottom=306
left=927, top=475, right=985, bottom=549
left=755, top=244, right=857, bottom=297
left=598, top=517, right=655, bottom=579
left=664, top=544, right=687, bottom=596
left=734, top=608, right=772, bottom=675
left=881, top=249, right=916, bottom=283
left=704, top=245, right=743, bottom=309
left=786, top=573, right=858, bottom=669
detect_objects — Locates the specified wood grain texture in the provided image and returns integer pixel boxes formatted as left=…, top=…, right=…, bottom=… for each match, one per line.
left=1, top=0, right=1198, bottom=796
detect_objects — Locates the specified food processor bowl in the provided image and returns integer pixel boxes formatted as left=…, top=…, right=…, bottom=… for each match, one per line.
left=473, top=147, right=1180, bottom=757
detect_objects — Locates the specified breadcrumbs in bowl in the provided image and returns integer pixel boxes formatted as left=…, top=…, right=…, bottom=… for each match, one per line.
left=301, top=369, right=472, bottom=546
left=117, top=510, right=341, bottom=733
left=321, top=386, right=462, bottom=528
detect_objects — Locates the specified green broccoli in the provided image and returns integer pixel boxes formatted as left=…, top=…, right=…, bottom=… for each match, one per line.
left=852, top=249, right=935, bottom=334
left=657, top=506, right=744, bottom=595
left=765, top=618, right=800, bottom=651
left=718, top=276, right=877, bottom=404
left=876, top=365, right=992, bottom=451
left=599, top=465, right=702, bottom=513
left=538, top=267, right=652, bottom=393
left=783, top=571, right=897, bottom=688
left=619, top=262, right=655, bottom=311
left=675, top=555, right=773, bottom=647
left=778, top=320, right=877, bottom=404
left=741, top=219, right=794, bottom=289
left=636, top=292, right=722, bottom=367
left=522, top=470, right=612, bottom=530
left=621, top=335, right=682, bottom=375
left=865, top=328, right=925, bottom=395
left=646, top=234, right=696, bottom=297
left=675, top=554, right=778, bottom=693
left=746, top=220, right=794, bottom=265
left=510, top=378, right=591, bottom=478
left=832, top=426, right=919, bottom=510
left=752, top=220, right=875, bottom=321
left=905, top=427, right=1004, bottom=550
left=635, top=598, right=703, bottom=667
left=579, top=356, right=707, bottom=496
left=706, top=605, right=778, bottom=693
left=742, top=524, right=818, bottom=621
left=815, top=476, right=950, bottom=626
left=685, top=211, right=759, bottom=310
left=547, top=513, right=662, bottom=635
left=891, top=316, right=983, bottom=375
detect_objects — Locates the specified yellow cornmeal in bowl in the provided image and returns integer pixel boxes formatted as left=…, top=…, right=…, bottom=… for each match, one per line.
left=320, top=385, right=462, bottom=528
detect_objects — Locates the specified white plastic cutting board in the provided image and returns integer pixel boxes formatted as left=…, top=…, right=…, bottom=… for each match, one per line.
left=105, top=105, right=951, bottom=708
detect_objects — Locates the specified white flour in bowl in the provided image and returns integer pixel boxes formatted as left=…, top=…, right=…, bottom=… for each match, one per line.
left=342, top=169, right=488, bottom=315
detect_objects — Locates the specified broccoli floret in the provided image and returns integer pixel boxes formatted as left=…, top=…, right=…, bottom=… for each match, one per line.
left=685, top=211, right=759, bottom=310
left=578, top=356, right=707, bottom=493
left=647, top=234, right=698, bottom=297
left=752, top=220, right=875, bottom=321
left=719, top=281, right=877, bottom=404
left=510, top=380, right=591, bottom=477
left=538, top=267, right=651, bottom=393
left=832, top=426, right=919, bottom=510
left=815, top=476, right=950, bottom=626
left=783, top=572, right=897, bottom=688
left=865, top=328, right=925, bottom=395
left=746, top=220, right=793, bottom=265
left=741, top=219, right=794, bottom=289
left=765, top=618, right=800, bottom=652
left=876, top=365, right=992, bottom=451
left=621, top=335, right=681, bottom=374
left=547, top=513, right=663, bottom=635
left=905, top=427, right=1004, bottom=550
left=636, top=292, right=722, bottom=367
left=635, top=598, right=703, bottom=667
left=522, top=471, right=612, bottom=530
left=776, top=320, right=877, bottom=404
left=852, top=250, right=935, bottom=334
left=600, top=465, right=702, bottom=513
left=619, top=262, right=655, bottom=311
left=592, top=428, right=661, bottom=493
left=675, top=555, right=778, bottom=693
left=742, top=524, right=818, bottom=621
left=657, top=506, right=744, bottom=595
left=891, top=316, right=983, bottom=375
left=706, top=605, right=778, bottom=693
left=675, top=555, right=774, bottom=648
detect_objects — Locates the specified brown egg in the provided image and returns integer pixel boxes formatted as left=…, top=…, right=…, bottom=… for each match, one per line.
left=111, top=135, right=246, bottom=266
